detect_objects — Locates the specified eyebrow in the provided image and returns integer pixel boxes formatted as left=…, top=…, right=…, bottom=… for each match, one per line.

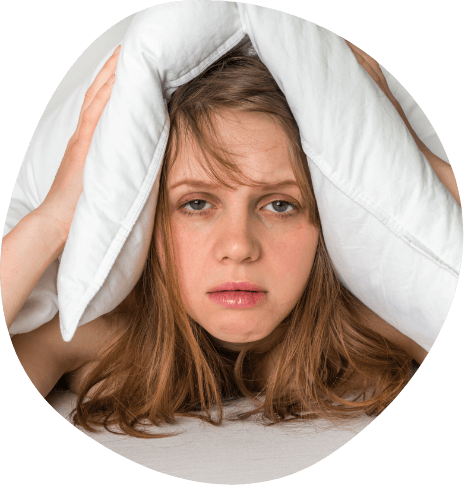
left=168, top=179, right=299, bottom=191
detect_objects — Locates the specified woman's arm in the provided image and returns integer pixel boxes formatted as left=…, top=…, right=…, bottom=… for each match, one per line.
left=1, top=46, right=120, bottom=329
left=1, top=212, right=65, bottom=328
left=343, top=42, right=462, bottom=363
left=345, top=40, right=461, bottom=207
left=357, top=301, right=428, bottom=364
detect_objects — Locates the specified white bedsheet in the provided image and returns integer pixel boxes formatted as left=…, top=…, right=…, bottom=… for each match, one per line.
left=47, top=389, right=374, bottom=483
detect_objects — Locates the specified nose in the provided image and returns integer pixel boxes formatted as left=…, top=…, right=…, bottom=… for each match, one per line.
left=214, top=209, right=261, bottom=264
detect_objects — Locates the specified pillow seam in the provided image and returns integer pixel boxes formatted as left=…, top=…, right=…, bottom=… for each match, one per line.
left=64, top=118, right=170, bottom=339
left=165, top=30, right=246, bottom=89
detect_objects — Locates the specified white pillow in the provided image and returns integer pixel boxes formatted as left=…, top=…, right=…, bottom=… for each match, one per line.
left=5, top=2, right=461, bottom=352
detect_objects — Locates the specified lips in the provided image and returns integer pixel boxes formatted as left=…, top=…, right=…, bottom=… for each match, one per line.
left=208, top=290, right=266, bottom=308
left=208, top=282, right=266, bottom=293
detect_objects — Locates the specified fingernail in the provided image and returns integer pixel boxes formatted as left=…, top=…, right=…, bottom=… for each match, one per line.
left=106, top=74, right=116, bottom=85
left=113, top=45, right=121, bottom=55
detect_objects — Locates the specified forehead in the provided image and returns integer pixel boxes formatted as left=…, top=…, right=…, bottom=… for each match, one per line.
left=167, top=110, right=296, bottom=187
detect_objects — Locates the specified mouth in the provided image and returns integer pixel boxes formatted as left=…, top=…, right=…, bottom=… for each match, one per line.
left=208, top=289, right=266, bottom=309
left=217, top=289, right=258, bottom=292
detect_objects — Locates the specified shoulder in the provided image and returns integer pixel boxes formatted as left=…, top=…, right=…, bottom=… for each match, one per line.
left=67, top=311, right=128, bottom=368
left=64, top=311, right=130, bottom=394
left=11, top=310, right=129, bottom=397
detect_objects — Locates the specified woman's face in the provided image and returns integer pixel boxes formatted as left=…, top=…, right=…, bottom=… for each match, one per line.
left=166, top=110, right=319, bottom=348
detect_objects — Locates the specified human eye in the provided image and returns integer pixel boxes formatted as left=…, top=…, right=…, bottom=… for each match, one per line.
left=262, top=200, right=298, bottom=220
left=179, top=199, right=215, bottom=217
left=178, top=197, right=299, bottom=219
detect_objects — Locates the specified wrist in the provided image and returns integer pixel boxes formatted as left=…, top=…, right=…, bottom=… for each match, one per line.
left=27, top=209, right=67, bottom=259
left=1, top=210, right=66, bottom=328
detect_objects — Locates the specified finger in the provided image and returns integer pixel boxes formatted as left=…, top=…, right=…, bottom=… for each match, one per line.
left=345, top=39, right=375, bottom=65
left=357, top=61, right=390, bottom=98
left=74, top=74, right=116, bottom=150
left=74, top=45, right=121, bottom=134
left=74, top=49, right=120, bottom=137
left=83, top=45, right=121, bottom=107
left=345, top=39, right=383, bottom=75
left=345, top=39, right=393, bottom=101
left=351, top=50, right=381, bottom=84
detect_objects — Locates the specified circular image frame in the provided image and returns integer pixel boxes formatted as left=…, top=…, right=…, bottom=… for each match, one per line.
left=2, top=2, right=462, bottom=483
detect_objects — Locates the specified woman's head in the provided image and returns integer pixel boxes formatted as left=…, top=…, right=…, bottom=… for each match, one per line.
left=73, top=38, right=411, bottom=438
left=155, top=40, right=322, bottom=348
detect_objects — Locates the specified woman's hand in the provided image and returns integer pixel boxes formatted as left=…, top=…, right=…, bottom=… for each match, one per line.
left=345, top=40, right=397, bottom=104
left=345, top=39, right=461, bottom=207
left=34, top=44, right=121, bottom=243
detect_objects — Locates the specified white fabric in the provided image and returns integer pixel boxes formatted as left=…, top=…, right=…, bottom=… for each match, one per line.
left=47, top=389, right=374, bottom=483
left=5, top=2, right=461, bottom=350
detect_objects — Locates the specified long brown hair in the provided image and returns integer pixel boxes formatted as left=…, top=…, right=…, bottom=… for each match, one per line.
left=71, top=38, right=412, bottom=438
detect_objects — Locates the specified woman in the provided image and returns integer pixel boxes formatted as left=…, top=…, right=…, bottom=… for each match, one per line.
left=3, top=39, right=460, bottom=438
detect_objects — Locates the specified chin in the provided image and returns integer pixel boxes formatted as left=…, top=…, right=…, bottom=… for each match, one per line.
left=192, top=312, right=277, bottom=347
left=210, top=325, right=273, bottom=348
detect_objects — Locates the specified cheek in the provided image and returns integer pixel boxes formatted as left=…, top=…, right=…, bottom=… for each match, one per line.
left=169, top=222, right=205, bottom=296
left=269, top=224, right=319, bottom=289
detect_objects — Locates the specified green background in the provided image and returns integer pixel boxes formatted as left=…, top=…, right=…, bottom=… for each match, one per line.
left=0, top=0, right=464, bottom=484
